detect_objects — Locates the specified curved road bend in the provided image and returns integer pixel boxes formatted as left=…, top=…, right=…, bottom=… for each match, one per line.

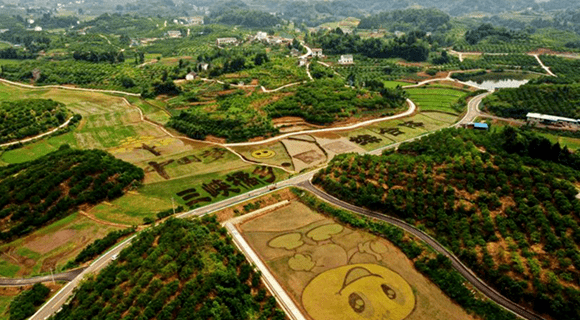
left=0, top=268, right=86, bottom=287
left=297, top=180, right=544, bottom=320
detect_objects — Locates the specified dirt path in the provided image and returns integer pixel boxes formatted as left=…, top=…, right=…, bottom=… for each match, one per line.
left=0, top=116, right=73, bottom=148
left=79, top=211, right=134, bottom=229
left=0, top=78, right=140, bottom=96
left=0, top=268, right=86, bottom=287
left=531, top=54, right=557, bottom=77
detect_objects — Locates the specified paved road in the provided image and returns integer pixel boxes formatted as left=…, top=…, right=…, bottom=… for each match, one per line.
left=0, top=268, right=86, bottom=287
left=226, top=223, right=306, bottom=320
left=297, top=180, right=544, bottom=320
left=30, top=235, right=136, bottom=320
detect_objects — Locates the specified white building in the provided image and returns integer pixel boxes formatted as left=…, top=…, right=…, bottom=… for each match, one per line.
left=167, top=30, right=181, bottom=38
left=216, top=37, right=238, bottom=46
left=34, top=26, right=43, bottom=32
left=256, top=31, right=268, bottom=40
left=311, top=48, right=323, bottom=57
left=338, top=54, right=354, bottom=65
left=185, top=72, right=197, bottom=81
left=298, top=58, right=307, bottom=67
left=526, top=112, right=579, bottom=126
left=198, top=62, right=209, bottom=71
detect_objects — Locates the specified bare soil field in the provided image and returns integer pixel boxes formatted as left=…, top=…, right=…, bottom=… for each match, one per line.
left=281, top=139, right=327, bottom=172
left=238, top=201, right=474, bottom=320
left=0, top=213, right=121, bottom=277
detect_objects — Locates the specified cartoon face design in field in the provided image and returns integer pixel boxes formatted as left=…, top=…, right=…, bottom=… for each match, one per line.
left=302, top=264, right=415, bottom=320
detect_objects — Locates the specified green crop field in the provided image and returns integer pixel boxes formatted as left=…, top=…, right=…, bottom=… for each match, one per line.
left=0, top=295, right=13, bottom=320
left=405, top=87, right=468, bottom=114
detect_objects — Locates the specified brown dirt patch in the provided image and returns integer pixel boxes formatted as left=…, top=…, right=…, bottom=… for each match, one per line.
left=204, top=135, right=227, bottom=144
left=312, top=131, right=342, bottom=139
left=25, top=230, right=77, bottom=255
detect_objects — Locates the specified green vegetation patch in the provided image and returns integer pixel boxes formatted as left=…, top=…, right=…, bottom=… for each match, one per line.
left=0, top=146, right=143, bottom=243
left=483, top=83, right=580, bottom=119
left=405, top=87, right=468, bottom=114
left=0, top=99, right=72, bottom=144
left=265, top=79, right=407, bottom=125
left=52, top=217, right=285, bottom=320
left=314, top=128, right=580, bottom=320
left=8, top=284, right=50, bottom=320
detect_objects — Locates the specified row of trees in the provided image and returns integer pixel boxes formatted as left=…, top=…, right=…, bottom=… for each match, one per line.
left=0, top=99, right=69, bottom=144
left=314, top=128, right=580, bottom=320
left=0, top=145, right=144, bottom=243
left=358, top=8, right=451, bottom=33
left=8, top=283, right=50, bottom=320
left=53, top=217, right=285, bottom=320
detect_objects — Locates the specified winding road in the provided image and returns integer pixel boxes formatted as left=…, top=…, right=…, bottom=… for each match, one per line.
left=297, top=180, right=543, bottom=320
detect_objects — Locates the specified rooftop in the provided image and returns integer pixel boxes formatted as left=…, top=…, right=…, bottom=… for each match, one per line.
left=526, top=112, right=578, bottom=123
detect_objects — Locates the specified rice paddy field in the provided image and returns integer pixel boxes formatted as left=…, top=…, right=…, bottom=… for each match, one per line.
left=404, top=87, right=468, bottom=115
left=237, top=199, right=474, bottom=320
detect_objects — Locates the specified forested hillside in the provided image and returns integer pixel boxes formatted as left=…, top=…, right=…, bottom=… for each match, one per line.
left=314, top=128, right=580, bottom=320
left=0, top=146, right=144, bottom=243
left=357, top=8, right=451, bottom=32
left=0, top=99, right=71, bottom=144
left=52, top=217, right=285, bottom=320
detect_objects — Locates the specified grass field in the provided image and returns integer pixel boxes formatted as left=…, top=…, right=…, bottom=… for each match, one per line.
left=384, top=80, right=412, bottom=88
left=536, top=132, right=580, bottom=151
left=238, top=199, right=473, bottom=320
left=0, top=295, right=13, bottom=320
left=405, top=87, right=468, bottom=115
left=0, top=213, right=121, bottom=277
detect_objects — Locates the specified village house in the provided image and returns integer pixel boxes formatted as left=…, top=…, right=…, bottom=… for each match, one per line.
left=216, top=37, right=238, bottom=46
left=526, top=112, right=579, bottom=126
left=256, top=31, right=268, bottom=41
left=167, top=30, right=182, bottom=38
left=198, top=62, right=209, bottom=71
left=311, top=48, right=323, bottom=57
left=338, top=54, right=354, bottom=65
left=185, top=72, right=197, bottom=81
left=298, top=58, right=307, bottom=67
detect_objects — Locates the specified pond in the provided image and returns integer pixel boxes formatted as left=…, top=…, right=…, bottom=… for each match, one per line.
left=464, top=79, right=529, bottom=90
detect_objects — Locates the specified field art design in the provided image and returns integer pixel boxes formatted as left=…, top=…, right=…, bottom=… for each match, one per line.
left=303, top=264, right=415, bottom=320
left=251, top=149, right=276, bottom=159
left=237, top=201, right=461, bottom=320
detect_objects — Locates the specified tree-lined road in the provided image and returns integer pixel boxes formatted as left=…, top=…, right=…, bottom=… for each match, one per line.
left=296, top=180, right=544, bottom=320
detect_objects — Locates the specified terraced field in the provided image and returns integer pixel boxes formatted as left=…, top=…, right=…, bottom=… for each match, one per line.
left=404, top=87, right=468, bottom=115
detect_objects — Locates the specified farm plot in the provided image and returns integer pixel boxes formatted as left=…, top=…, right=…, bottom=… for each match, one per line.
left=404, top=87, right=468, bottom=115
left=232, top=141, right=294, bottom=171
left=237, top=200, right=473, bottom=320
left=281, top=138, right=327, bottom=172
left=138, top=165, right=289, bottom=210
left=0, top=213, right=121, bottom=277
